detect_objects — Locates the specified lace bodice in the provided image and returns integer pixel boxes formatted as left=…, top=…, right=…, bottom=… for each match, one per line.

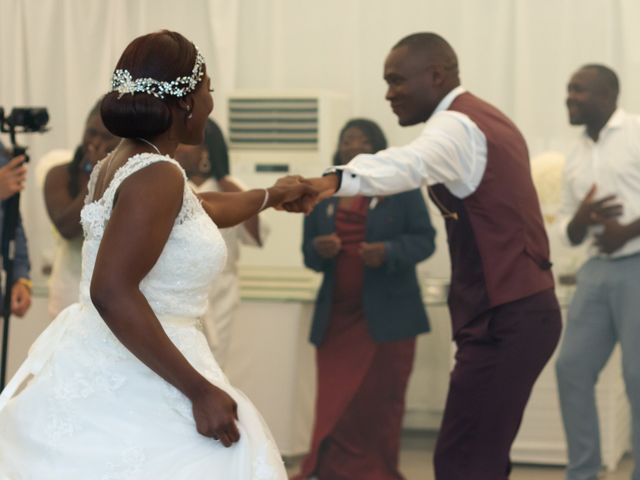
left=79, top=153, right=227, bottom=318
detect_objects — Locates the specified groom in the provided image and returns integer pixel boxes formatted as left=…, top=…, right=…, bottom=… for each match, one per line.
left=294, top=32, right=561, bottom=480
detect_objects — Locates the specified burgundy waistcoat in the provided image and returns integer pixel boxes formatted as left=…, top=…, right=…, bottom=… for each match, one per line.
left=429, top=92, right=554, bottom=334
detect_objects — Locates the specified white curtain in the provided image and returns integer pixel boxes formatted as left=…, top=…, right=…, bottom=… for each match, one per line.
left=0, top=0, right=238, bottom=284
left=2, top=0, right=640, bottom=284
left=235, top=0, right=640, bottom=154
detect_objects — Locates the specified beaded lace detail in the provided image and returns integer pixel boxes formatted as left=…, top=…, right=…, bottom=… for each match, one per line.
left=79, top=153, right=226, bottom=319
left=81, top=153, right=201, bottom=237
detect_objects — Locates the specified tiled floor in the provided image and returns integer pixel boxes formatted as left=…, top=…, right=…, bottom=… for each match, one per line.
left=285, top=431, right=634, bottom=479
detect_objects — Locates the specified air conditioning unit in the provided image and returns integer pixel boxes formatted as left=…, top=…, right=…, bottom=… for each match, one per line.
left=228, top=90, right=349, bottom=269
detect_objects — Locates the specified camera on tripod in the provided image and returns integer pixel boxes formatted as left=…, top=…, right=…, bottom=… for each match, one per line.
left=0, top=107, right=49, bottom=161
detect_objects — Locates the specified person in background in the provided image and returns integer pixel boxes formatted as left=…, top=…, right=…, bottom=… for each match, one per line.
left=555, top=64, right=640, bottom=480
left=174, top=118, right=268, bottom=368
left=294, top=118, right=436, bottom=480
left=0, top=141, right=32, bottom=317
left=43, top=102, right=119, bottom=317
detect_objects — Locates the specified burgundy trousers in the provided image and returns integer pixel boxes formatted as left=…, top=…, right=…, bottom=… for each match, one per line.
left=433, top=288, right=561, bottom=480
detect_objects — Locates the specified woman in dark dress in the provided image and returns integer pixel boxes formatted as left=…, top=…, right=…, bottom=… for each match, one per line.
left=295, top=119, right=437, bottom=480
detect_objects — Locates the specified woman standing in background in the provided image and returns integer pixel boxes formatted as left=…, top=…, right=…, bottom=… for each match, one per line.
left=295, top=119, right=436, bottom=480
left=43, top=102, right=119, bottom=317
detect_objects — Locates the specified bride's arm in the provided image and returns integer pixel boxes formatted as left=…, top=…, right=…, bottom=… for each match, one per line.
left=198, top=188, right=270, bottom=228
left=197, top=175, right=318, bottom=226
left=89, top=162, right=239, bottom=447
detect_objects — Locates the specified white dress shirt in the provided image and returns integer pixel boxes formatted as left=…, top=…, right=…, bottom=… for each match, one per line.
left=333, top=86, right=488, bottom=199
left=557, top=109, right=640, bottom=259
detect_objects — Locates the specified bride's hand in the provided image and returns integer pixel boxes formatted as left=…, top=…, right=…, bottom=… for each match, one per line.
left=267, top=175, right=319, bottom=213
left=190, top=384, right=240, bottom=447
left=280, top=175, right=338, bottom=213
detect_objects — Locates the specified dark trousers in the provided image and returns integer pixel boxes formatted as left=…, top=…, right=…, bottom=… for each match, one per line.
left=433, top=288, right=561, bottom=480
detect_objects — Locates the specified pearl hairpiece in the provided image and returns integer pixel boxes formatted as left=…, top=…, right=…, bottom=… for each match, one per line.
left=111, top=47, right=205, bottom=100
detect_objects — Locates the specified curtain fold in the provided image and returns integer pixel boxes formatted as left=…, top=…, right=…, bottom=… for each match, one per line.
left=1, top=0, right=638, bottom=284
left=0, top=0, right=238, bottom=285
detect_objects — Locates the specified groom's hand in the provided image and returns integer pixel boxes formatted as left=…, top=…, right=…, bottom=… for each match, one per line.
left=267, top=175, right=318, bottom=213
left=281, top=175, right=339, bottom=213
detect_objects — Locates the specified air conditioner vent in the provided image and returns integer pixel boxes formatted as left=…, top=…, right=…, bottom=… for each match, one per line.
left=229, top=98, right=318, bottom=150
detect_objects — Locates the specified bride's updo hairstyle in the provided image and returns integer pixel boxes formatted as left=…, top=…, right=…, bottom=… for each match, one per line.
left=101, top=30, right=204, bottom=139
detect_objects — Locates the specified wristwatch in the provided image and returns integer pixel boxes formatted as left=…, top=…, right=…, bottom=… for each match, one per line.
left=322, top=168, right=343, bottom=192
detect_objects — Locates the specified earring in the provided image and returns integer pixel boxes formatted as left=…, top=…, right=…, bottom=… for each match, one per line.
left=186, top=105, right=193, bottom=120
left=199, top=152, right=211, bottom=173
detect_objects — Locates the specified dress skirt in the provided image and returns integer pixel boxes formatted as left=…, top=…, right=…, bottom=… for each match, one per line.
left=295, top=198, right=415, bottom=480
left=0, top=303, right=286, bottom=480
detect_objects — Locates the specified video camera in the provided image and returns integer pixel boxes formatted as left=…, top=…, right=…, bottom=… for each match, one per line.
left=0, top=107, right=49, bottom=161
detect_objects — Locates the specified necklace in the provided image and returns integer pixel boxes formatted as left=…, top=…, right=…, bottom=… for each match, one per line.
left=136, top=137, right=161, bottom=155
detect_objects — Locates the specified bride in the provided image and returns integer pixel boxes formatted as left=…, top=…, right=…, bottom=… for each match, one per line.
left=0, top=30, right=313, bottom=479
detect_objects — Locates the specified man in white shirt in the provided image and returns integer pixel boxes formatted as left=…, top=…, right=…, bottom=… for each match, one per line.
left=299, top=32, right=560, bottom=480
left=555, top=64, right=640, bottom=480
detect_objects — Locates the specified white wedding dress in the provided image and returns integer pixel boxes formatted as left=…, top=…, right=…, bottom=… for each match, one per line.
left=0, top=153, right=286, bottom=480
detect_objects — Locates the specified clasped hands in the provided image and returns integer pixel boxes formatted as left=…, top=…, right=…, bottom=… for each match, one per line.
left=270, top=174, right=387, bottom=267
left=313, top=233, right=386, bottom=267
left=267, top=174, right=340, bottom=214
left=575, top=184, right=628, bottom=254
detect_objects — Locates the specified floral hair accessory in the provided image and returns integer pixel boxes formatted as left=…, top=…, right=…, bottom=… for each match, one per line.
left=111, top=47, right=205, bottom=99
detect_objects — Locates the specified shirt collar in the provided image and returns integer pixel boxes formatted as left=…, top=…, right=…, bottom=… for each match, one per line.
left=604, top=108, right=625, bottom=129
left=582, top=108, right=625, bottom=139
left=433, top=85, right=467, bottom=115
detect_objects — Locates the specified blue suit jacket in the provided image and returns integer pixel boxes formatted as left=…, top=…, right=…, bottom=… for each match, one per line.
left=0, top=143, right=31, bottom=283
left=302, top=189, right=436, bottom=346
